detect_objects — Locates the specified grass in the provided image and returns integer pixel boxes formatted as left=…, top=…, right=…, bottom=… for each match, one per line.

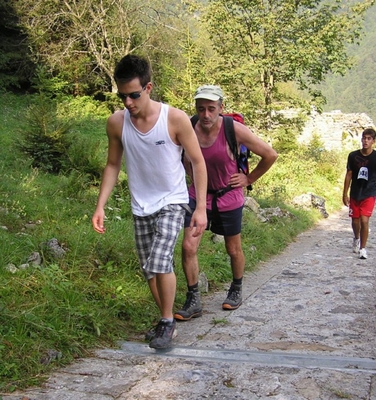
left=0, top=92, right=346, bottom=392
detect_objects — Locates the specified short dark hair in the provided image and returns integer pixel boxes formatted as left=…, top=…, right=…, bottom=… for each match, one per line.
left=362, top=128, right=376, bottom=140
left=114, top=54, right=151, bottom=87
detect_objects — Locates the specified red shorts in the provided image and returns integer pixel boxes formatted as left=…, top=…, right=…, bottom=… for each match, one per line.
left=349, top=197, right=376, bottom=218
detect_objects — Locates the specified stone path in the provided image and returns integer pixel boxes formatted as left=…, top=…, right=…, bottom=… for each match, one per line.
left=2, top=207, right=376, bottom=399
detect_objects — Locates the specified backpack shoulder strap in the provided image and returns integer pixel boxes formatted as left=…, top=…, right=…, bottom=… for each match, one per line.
left=191, top=114, right=199, bottom=128
left=223, top=115, right=238, bottom=160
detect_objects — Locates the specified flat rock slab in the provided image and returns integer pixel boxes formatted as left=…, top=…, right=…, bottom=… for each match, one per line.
left=2, top=207, right=376, bottom=399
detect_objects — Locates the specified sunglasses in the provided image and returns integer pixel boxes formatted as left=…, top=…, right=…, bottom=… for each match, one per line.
left=117, top=86, right=146, bottom=100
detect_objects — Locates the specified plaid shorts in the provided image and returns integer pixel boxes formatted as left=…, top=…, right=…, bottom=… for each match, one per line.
left=133, top=204, right=186, bottom=280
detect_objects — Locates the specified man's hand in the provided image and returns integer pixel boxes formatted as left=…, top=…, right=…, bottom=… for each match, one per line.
left=92, top=209, right=106, bottom=234
left=189, top=209, right=207, bottom=237
left=228, top=172, right=250, bottom=188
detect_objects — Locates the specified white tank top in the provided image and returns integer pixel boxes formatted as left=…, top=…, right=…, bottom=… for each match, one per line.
left=121, top=103, right=188, bottom=216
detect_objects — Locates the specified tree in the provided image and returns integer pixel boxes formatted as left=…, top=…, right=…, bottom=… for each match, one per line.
left=13, top=0, right=188, bottom=95
left=200, top=0, right=375, bottom=127
left=0, top=0, right=34, bottom=90
left=320, top=3, right=376, bottom=122
left=160, top=23, right=219, bottom=114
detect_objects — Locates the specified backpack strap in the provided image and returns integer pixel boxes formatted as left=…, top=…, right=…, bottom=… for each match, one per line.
left=191, top=114, right=199, bottom=128
left=222, top=115, right=238, bottom=162
left=207, top=185, right=235, bottom=216
left=223, top=115, right=253, bottom=192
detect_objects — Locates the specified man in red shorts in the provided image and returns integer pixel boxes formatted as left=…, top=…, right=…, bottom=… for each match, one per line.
left=343, top=128, right=376, bottom=259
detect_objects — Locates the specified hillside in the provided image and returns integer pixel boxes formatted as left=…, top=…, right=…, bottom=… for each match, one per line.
left=320, top=4, right=376, bottom=122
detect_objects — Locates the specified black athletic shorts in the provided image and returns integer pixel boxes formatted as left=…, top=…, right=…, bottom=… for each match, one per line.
left=184, top=198, right=243, bottom=236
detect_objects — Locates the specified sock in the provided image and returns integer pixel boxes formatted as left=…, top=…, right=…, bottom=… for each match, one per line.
left=188, top=282, right=199, bottom=292
left=233, top=277, right=243, bottom=286
left=162, top=317, right=174, bottom=323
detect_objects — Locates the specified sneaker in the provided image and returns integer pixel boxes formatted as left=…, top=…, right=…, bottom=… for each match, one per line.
left=145, top=325, right=156, bottom=342
left=359, top=248, right=367, bottom=259
left=149, top=318, right=176, bottom=349
left=222, top=283, right=242, bottom=310
left=174, top=291, right=203, bottom=321
left=145, top=324, right=177, bottom=342
left=353, top=238, right=360, bottom=254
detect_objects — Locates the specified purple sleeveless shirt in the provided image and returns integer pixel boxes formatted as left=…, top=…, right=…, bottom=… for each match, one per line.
left=188, top=120, right=244, bottom=211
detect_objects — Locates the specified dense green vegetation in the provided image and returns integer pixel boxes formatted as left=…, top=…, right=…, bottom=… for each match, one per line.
left=0, top=92, right=346, bottom=392
left=321, top=4, right=376, bottom=122
left=1, top=0, right=374, bottom=130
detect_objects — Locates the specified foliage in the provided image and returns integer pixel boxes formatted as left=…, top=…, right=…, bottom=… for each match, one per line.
left=1, top=0, right=373, bottom=145
left=199, top=0, right=374, bottom=127
left=30, top=65, right=71, bottom=95
left=15, top=93, right=109, bottom=181
left=0, top=93, right=345, bottom=392
left=268, top=110, right=309, bottom=152
left=11, top=0, right=190, bottom=95
left=320, top=3, right=376, bottom=122
left=16, top=96, right=73, bottom=173
left=0, top=0, right=34, bottom=90
left=65, top=137, right=104, bottom=185
left=57, top=95, right=112, bottom=120
left=252, top=142, right=346, bottom=211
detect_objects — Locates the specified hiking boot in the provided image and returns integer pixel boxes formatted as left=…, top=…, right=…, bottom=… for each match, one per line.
left=222, top=283, right=242, bottom=310
left=145, top=324, right=177, bottom=342
left=174, top=291, right=203, bottom=321
left=353, top=238, right=360, bottom=254
left=359, top=248, right=367, bottom=259
left=149, top=318, right=176, bottom=349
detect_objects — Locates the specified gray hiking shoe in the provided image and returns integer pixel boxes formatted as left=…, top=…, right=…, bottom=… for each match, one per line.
left=145, top=324, right=177, bottom=342
left=149, top=318, right=176, bottom=349
left=222, top=283, right=242, bottom=310
left=174, top=291, right=203, bottom=321
left=145, top=325, right=157, bottom=342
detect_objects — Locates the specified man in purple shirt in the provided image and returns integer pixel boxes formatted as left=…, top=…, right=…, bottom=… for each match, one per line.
left=175, top=85, right=278, bottom=320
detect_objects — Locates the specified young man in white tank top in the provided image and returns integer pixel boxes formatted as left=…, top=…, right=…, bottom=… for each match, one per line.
left=92, top=55, right=207, bottom=349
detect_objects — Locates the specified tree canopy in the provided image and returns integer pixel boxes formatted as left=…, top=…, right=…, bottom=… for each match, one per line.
left=320, top=2, right=376, bottom=122
left=0, top=0, right=374, bottom=129
left=10, top=0, right=188, bottom=95
left=0, top=0, right=33, bottom=90
left=201, top=0, right=374, bottom=118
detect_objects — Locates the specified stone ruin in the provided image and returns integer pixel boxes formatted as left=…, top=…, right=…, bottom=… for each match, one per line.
left=279, top=108, right=375, bottom=151
left=300, top=109, right=375, bottom=150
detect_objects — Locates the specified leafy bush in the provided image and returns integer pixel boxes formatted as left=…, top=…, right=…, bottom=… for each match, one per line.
left=15, top=94, right=109, bottom=182
left=16, top=96, right=72, bottom=173
left=57, top=95, right=112, bottom=120
left=251, top=144, right=346, bottom=212
left=65, top=134, right=105, bottom=183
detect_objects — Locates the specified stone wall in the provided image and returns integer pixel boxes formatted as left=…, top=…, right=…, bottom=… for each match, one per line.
left=298, top=109, right=375, bottom=150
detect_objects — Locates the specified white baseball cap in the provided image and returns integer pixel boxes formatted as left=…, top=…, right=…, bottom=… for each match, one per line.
left=194, top=85, right=224, bottom=101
